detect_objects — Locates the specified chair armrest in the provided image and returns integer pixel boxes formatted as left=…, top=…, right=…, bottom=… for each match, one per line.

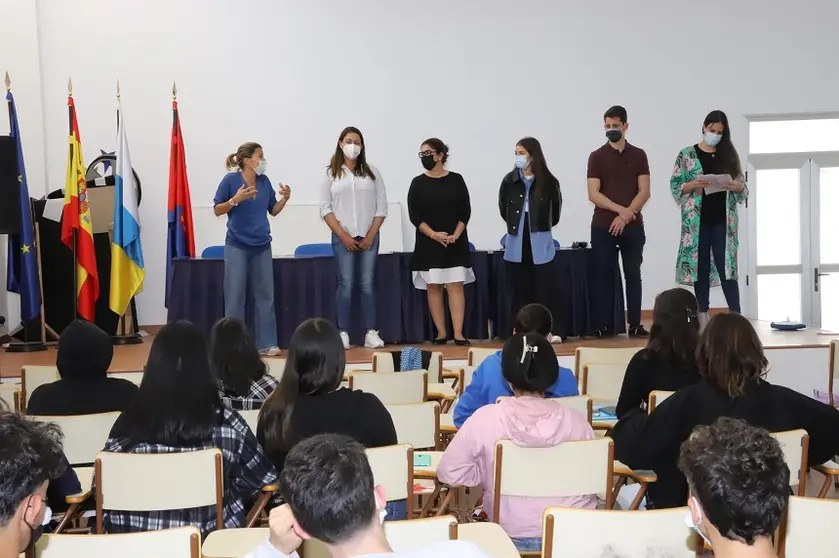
left=261, top=484, right=280, bottom=493
left=812, top=460, right=839, bottom=476
left=613, top=461, right=658, bottom=484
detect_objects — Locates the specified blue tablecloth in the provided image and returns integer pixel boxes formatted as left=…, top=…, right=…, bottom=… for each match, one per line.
left=167, top=249, right=625, bottom=347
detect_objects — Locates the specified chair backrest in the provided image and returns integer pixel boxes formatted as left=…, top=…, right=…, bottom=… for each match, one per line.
left=581, top=363, right=626, bottom=402
left=349, top=371, right=428, bottom=404
left=467, top=348, right=497, bottom=367
left=385, top=402, right=440, bottom=450
left=21, top=365, right=61, bottom=410
left=110, top=371, right=144, bottom=385
left=372, top=351, right=443, bottom=383
left=542, top=506, right=699, bottom=558
left=202, top=528, right=270, bottom=558
left=33, top=526, right=201, bottom=558
left=239, top=409, right=259, bottom=435
left=553, top=395, right=594, bottom=424
left=574, top=347, right=642, bottom=380
left=385, top=515, right=458, bottom=552
left=95, top=449, right=224, bottom=533
left=493, top=438, right=614, bottom=521
left=263, top=358, right=286, bottom=380
left=30, top=412, right=120, bottom=466
left=366, top=444, right=414, bottom=513
left=770, top=429, right=809, bottom=495
left=0, top=384, right=21, bottom=412
left=293, top=243, right=332, bottom=258
left=782, top=496, right=839, bottom=557
left=830, top=340, right=838, bottom=406
left=461, top=366, right=478, bottom=391
left=201, top=245, right=225, bottom=258
left=647, top=390, right=676, bottom=414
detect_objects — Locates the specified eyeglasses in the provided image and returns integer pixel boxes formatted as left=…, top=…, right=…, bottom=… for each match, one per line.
left=418, top=150, right=436, bottom=158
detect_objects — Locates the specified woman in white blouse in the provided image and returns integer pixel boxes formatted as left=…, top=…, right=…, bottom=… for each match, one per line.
left=320, top=127, right=388, bottom=350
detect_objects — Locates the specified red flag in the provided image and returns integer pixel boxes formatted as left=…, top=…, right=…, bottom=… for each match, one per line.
left=166, top=99, right=195, bottom=305
left=61, top=96, right=99, bottom=321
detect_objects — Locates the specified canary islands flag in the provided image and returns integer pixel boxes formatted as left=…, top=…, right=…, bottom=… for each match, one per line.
left=109, top=106, right=144, bottom=316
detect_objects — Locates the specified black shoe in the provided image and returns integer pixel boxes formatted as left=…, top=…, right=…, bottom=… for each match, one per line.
left=628, top=325, right=649, bottom=338
left=432, top=337, right=448, bottom=345
left=454, top=338, right=471, bottom=347
left=595, top=327, right=614, bottom=339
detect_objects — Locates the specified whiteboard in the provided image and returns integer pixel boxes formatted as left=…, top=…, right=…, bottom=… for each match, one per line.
left=191, top=201, right=404, bottom=256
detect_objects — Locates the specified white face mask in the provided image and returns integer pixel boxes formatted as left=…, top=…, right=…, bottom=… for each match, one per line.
left=254, top=159, right=267, bottom=175
left=703, top=131, right=722, bottom=147
left=342, top=143, right=361, bottom=161
left=685, top=501, right=712, bottom=548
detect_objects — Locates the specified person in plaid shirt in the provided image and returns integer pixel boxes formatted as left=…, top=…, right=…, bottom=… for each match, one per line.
left=210, top=318, right=280, bottom=410
left=102, top=321, right=278, bottom=537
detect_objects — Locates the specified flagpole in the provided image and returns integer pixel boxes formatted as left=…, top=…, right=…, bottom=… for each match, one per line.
left=69, top=77, right=79, bottom=322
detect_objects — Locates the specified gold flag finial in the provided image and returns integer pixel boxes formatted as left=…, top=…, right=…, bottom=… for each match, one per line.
left=172, top=81, right=177, bottom=100
left=68, top=77, right=73, bottom=96
left=4, top=71, right=10, bottom=92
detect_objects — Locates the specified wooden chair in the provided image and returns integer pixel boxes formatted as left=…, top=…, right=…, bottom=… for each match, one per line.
left=493, top=438, right=616, bottom=539
left=95, top=449, right=225, bottom=533
left=263, top=358, right=286, bottom=380
left=20, top=365, right=60, bottom=411
left=239, top=409, right=259, bottom=435
left=542, top=506, right=699, bottom=558
left=386, top=402, right=441, bottom=450
left=581, top=363, right=626, bottom=403
left=647, top=390, right=676, bottom=413
left=553, top=395, right=594, bottom=423
left=30, top=412, right=120, bottom=466
left=366, top=444, right=415, bottom=519
left=457, top=366, right=478, bottom=397
left=573, top=347, right=642, bottom=383
left=771, top=430, right=809, bottom=496
left=348, top=371, right=428, bottom=404
left=467, top=348, right=497, bottom=367
left=0, top=384, right=21, bottom=411
left=384, top=515, right=458, bottom=552
left=457, top=522, right=520, bottom=558
left=203, top=528, right=269, bottom=558
left=31, top=526, right=201, bottom=558
left=779, top=496, right=839, bottom=557
left=372, top=351, right=445, bottom=383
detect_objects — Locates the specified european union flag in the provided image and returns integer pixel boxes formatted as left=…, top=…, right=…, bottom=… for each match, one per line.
left=5, top=90, right=42, bottom=322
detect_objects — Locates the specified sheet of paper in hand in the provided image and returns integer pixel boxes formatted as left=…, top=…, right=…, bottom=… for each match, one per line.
left=699, top=174, right=734, bottom=195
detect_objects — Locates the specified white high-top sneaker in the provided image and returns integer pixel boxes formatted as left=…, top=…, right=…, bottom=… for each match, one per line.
left=364, top=330, right=385, bottom=349
left=340, top=331, right=351, bottom=350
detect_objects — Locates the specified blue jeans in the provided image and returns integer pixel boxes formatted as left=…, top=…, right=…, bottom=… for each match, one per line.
left=695, top=221, right=741, bottom=313
left=331, top=232, right=379, bottom=332
left=385, top=499, right=408, bottom=521
left=223, top=243, right=278, bottom=350
left=511, top=537, right=542, bottom=552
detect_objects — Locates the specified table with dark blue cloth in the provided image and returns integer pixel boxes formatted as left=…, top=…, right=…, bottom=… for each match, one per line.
left=166, top=249, right=624, bottom=347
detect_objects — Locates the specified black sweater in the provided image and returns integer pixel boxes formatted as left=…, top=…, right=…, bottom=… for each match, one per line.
left=615, top=349, right=701, bottom=418
left=257, top=388, right=397, bottom=473
left=27, top=377, right=138, bottom=416
left=611, top=378, right=839, bottom=509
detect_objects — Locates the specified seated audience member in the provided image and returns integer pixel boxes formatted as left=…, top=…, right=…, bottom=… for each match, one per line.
left=615, top=288, right=702, bottom=418
left=0, top=411, right=64, bottom=555
left=453, top=304, right=577, bottom=428
left=438, top=333, right=596, bottom=552
left=244, top=434, right=489, bottom=558
left=103, top=320, right=277, bottom=536
left=211, top=317, right=280, bottom=410
left=612, top=313, right=839, bottom=509
left=257, top=318, right=401, bottom=517
left=679, top=417, right=788, bottom=558
left=27, top=319, right=138, bottom=415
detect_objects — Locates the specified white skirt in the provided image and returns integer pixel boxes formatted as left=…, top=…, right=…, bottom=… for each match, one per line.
left=413, top=267, right=476, bottom=290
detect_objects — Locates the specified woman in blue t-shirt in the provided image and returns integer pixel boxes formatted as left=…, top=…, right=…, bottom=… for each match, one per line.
left=213, top=142, right=290, bottom=355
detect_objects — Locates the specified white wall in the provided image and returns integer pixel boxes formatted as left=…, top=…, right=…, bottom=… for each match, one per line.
left=3, top=0, right=839, bottom=326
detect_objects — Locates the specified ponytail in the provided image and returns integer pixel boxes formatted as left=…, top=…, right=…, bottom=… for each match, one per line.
left=501, top=333, right=558, bottom=394
left=225, top=153, right=240, bottom=170
left=225, top=141, right=262, bottom=171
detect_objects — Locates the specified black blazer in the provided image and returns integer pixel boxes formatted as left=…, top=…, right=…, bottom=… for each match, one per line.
left=498, top=169, right=561, bottom=235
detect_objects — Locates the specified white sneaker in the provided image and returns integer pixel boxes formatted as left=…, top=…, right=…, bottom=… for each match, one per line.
left=364, top=330, right=385, bottom=349
left=340, top=331, right=351, bottom=350
left=549, top=334, right=563, bottom=344
left=259, top=346, right=282, bottom=356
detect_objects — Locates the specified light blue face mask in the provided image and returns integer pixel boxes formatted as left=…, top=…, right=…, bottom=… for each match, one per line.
left=703, top=131, right=722, bottom=147
left=255, top=159, right=267, bottom=175
left=514, top=155, right=530, bottom=170
left=685, top=502, right=712, bottom=548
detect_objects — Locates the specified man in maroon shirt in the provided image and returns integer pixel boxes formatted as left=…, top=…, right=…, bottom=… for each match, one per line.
left=586, top=106, right=651, bottom=338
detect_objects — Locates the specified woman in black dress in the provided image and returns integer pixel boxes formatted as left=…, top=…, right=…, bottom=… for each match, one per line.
left=407, top=138, right=473, bottom=345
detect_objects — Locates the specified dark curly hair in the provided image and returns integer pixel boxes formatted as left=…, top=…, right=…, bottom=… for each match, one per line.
left=679, top=417, right=789, bottom=544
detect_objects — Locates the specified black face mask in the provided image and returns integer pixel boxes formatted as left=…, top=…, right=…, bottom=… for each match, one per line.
left=420, top=155, right=436, bottom=171
left=606, top=129, right=623, bottom=143
left=23, top=519, right=45, bottom=554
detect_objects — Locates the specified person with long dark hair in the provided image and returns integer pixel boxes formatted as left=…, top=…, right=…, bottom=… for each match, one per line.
left=498, top=137, right=563, bottom=341
left=612, top=313, right=839, bottom=509
left=213, top=142, right=291, bottom=356
left=210, top=317, right=279, bottom=411
left=615, top=288, right=701, bottom=418
left=319, top=127, right=388, bottom=350
left=670, top=110, right=747, bottom=328
left=408, top=138, right=473, bottom=345
left=103, top=321, right=277, bottom=536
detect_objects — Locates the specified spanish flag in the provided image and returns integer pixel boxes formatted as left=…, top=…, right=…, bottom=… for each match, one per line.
left=109, top=105, right=144, bottom=316
left=61, top=96, right=99, bottom=321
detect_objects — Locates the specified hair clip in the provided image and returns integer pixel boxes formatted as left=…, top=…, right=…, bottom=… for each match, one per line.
left=520, top=340, right=538, bottom=363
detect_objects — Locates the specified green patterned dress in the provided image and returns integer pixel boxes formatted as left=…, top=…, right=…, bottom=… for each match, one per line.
left=669, top=145, right=748, bottom=286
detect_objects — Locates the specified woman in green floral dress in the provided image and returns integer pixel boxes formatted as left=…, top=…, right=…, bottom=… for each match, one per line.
left=669, top=110, right=748, bottom=328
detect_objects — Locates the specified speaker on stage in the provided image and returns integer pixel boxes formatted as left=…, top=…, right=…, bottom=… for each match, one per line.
left=0, top=135, right=21, bottom=235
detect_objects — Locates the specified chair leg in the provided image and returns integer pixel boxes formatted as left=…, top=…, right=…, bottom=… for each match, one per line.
left=611, top=476, right=628, bottom=505
left=419, top=482, right=443, bottom=517
left=246, top=492, right=273, bottom=527
left=818, top=473, right=834, bottom=498
left=629, top=483, right=648, bottom=510
left=53, top=503, right=79, bottom=534
left=433, top=488, right=456, bottom=517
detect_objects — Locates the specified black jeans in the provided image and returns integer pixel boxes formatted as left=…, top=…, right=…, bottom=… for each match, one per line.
left=506, top=218, right=564, bottom=336
left=591, top=225, right=645, bottom=330
left=695, top=221, right=741, bottom=313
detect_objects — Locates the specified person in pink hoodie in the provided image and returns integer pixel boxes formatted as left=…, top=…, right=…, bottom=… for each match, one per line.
left=437, top=333, right=597, bottom=552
